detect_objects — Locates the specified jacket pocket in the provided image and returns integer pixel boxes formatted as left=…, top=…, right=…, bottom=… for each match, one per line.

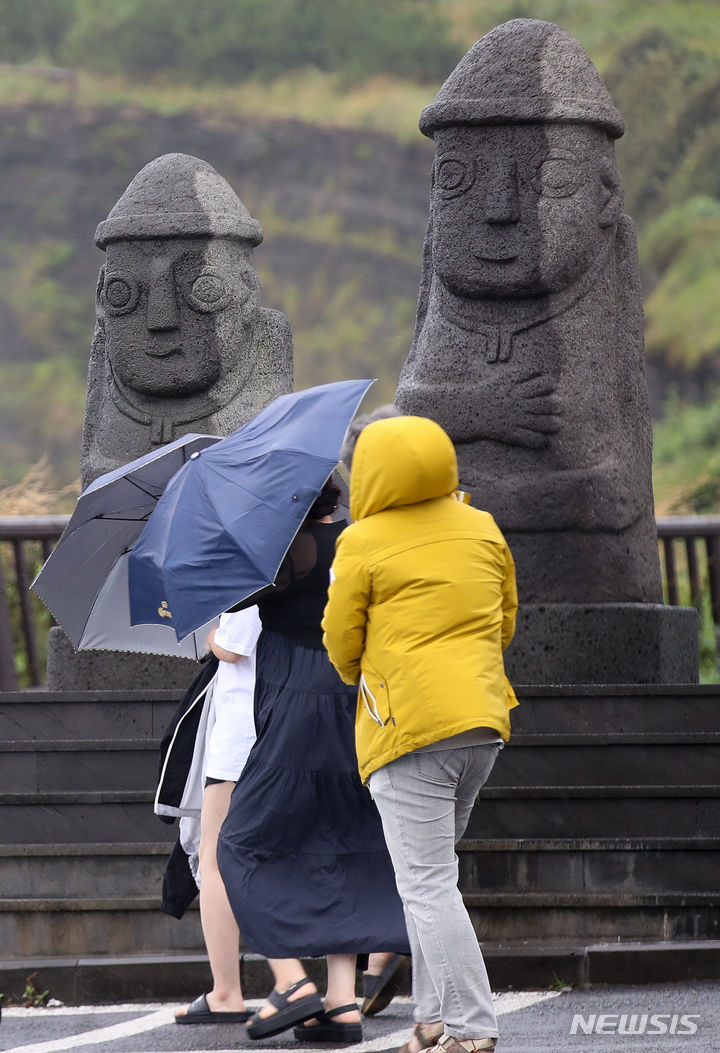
left=359, top=666, right=393, bottom=728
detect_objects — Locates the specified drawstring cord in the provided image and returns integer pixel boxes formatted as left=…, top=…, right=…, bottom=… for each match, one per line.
left=359, top=673, right=385, bottom=727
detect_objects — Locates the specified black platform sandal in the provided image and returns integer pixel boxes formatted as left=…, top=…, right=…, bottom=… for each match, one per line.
left=247, top=976, right=324, bottom=1039
left=294, top=1002, right=363, bottom=1044
left=362, top=954, right=411, bottom=1016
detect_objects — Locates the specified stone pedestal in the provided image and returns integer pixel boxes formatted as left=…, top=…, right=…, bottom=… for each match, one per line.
left=504, top=603, right=699, bottom=685
left=45, top=627, right=198, bottom=692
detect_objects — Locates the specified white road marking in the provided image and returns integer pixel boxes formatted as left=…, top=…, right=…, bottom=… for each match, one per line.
left=494, top=990, right=564, bottom=1014
left=0, top=991, right=564, bottom=1053
left=0, top=1004, right=176, bottom=1053
left=2, top=1003, right=186, bottom=1017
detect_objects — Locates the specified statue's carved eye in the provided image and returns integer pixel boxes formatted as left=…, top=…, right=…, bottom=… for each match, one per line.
left=435, top=156, right=476, bottom=198
left=529, top=151, right=582, bottom=198
left=183, top=268, right=233, bottom=313
left=103, top=271, right=140, bottom=314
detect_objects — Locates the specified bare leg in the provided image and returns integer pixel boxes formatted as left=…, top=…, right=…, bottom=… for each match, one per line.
left=175, top=781, right=245, bottom=1019
left=254, top=959, right=318, bottom=1020
left=366, top=951, right=394, bottom=976
left=324, top=954, right=361, bottom=1023
left=297, top=953, right=361, bottom=1033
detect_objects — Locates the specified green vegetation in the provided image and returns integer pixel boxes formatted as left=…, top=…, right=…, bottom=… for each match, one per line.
left=0, top=0, right=460, bottom=84
left=0, top=461, right=79, bottom=688
left=642, top=198, right=720, bottom=370
left=0, top=0, right=719, bottom=517
left=653, top=387, right=720, bottom=514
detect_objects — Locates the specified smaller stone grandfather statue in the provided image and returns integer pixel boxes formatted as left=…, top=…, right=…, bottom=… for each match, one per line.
left=81, top=153, right=293, bottom=487
left=395, top=19, right=663, bottom=606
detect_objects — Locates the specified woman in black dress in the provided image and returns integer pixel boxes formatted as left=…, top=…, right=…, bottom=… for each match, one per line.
left=217, top=479, right=409, bottom=1043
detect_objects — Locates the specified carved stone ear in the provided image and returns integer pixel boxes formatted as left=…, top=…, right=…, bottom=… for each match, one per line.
left=598, top=159, right=623, bottom=228
left=94, top=266, right=106, bottom=337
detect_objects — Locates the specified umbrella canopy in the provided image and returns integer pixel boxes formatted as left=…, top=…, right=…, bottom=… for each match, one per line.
left=31, top=433, right=221, bottom=658
left=129, top=378, right=374, bottom=642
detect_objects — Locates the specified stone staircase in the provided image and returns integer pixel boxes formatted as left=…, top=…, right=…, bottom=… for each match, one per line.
left=463, top=684, right=720, bottom=968
left=1, top=683, right=720, bottom=999
left=0, top=690, right=197, bottom=965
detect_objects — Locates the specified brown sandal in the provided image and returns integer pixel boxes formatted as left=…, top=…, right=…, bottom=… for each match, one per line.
left=398, top=1022, right=444, bottom=1053
left=431, top=1035, right=497, bottom=1053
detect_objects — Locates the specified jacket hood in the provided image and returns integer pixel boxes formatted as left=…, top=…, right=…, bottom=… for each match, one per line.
left=350, top=415, right=459, bottom=520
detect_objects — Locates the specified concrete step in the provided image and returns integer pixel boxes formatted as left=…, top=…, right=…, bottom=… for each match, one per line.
left=0, top=898, right=202, bottom=959
left=3, top=685, right=720, bottom=742
left=457, top=838, right=720, bottom=894
left=6, top=733, right=720, bottom=799
left=469, top=786, right=720, bottom=839
left=7, top=731, right=720, bottom=795
left=0, top=690, right=177, bottom=741
left=2, top=941, right=720, bottom=1004
left=466, top=896, right=720, bottom=943
left=0, top=741, right=160, bottom=793
left=0, top=793, right=176, bottom=844
left=510, top=685, right=720, bottom=735
left=5, top=892, right=719, bottom=960
left=489, top=738, right=720, bottom=787
left=7, top=838, right=717, bottom=902
left=0, top=843, right=171, bottom=899
left=3, top=886, right=718, bottom=960
left=3, top=781, right=720, bottom=843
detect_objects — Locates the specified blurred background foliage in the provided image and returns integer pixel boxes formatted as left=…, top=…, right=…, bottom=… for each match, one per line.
left=0, top=0, right=719, bottom=517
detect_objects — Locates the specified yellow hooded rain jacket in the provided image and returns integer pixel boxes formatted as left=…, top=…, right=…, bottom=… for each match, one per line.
left=322, top=415, right=518, bottom=783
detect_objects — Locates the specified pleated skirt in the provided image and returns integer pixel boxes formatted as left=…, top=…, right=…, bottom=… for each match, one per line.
left=217, top=629, right=410, bottom=959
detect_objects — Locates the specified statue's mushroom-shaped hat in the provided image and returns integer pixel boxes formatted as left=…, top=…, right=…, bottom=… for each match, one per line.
left=95, top=153, right=264, bottom=248
left=420, top=18, right=624, bottom=139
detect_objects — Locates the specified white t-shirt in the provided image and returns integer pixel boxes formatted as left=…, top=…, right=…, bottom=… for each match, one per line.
left=204, top=606, right=262, bottom=782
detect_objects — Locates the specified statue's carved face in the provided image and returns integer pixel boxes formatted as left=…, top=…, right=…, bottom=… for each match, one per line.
left=431, top=123, right=622, bottom=300
left=97, top=237, right=260, bottom=396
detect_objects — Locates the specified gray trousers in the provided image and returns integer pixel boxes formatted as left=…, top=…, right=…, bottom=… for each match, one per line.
left=369, top=744, right=500, bottom=1040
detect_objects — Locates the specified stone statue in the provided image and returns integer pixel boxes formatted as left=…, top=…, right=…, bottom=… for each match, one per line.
left=394, top=19, right=663, bottom=607
left=47, top=153, right=293, bottom=691
left=81, top=152, right=293, bottom=487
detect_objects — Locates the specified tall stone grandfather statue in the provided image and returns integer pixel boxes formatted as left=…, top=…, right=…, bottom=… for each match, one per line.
left=395, top=19, right=697, bottom=683
left=395, top=18, right=661, bottom=607
left=81, top=152, right=293, bottom=487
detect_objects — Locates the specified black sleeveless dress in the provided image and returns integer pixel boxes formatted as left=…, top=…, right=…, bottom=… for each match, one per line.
left=217, top=520, right=409, bottom=959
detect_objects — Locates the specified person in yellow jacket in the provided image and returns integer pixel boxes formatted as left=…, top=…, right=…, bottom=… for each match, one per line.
left=322, top=414, right=518, bottom=1053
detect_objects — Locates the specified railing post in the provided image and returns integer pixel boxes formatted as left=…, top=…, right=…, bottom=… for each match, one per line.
left=0, top=555, right=19, bottom=691
left=662, top=536, right=679, bottom=605
left=12, top=538, right=40, bottom=686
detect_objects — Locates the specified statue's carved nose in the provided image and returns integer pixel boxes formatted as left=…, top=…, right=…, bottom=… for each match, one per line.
left=484, top=162, right=521, bottom=225
left=147, top=258, right=180, bottom=331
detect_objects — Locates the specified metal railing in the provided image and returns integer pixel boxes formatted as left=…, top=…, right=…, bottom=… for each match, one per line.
left=0, top=515, right=69, bottom=690
left=656, top=516, right=720, bottom=622
left=2, top=514, right=720, bottom=689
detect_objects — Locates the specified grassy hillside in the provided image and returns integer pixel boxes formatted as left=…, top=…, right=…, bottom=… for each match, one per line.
left=1, top=0, right=719, bottom=512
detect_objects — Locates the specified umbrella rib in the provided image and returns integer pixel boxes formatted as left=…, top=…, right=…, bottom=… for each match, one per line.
left=97, top=513, right=153, bottom=522
left=126, top=479, right=164, bottom=500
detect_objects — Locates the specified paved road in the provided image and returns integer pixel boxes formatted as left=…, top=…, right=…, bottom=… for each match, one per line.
left=1, top=984, right=718, bottom=1053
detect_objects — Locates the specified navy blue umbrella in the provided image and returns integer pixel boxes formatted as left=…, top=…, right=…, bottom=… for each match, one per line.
left=128, top=379, right=374, bottom=642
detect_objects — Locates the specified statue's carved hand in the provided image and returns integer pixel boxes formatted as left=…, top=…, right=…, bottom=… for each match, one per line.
left=397, top=366, right=562, bottom=448
left=498, top=371, right=562, bottom=448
